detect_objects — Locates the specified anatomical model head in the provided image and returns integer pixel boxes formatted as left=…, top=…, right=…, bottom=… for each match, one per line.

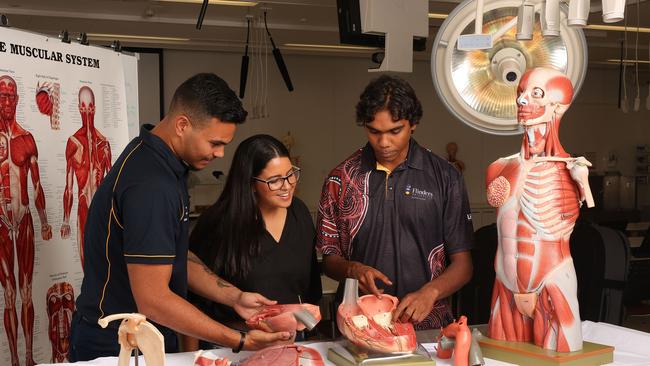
left=0, top=75, right=19, bottom=122
left=46, top=282, right=75, bottom=362
left=78, top=86, right=95, bottom=126
left=516, top=67, right=573, bottom=159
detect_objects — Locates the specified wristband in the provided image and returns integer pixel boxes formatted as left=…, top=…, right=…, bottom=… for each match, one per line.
left=232, top=331, right=246, bottom=353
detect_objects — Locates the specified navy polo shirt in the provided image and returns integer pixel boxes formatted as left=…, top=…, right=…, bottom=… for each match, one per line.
left=76, top=125, right=190, bottom=324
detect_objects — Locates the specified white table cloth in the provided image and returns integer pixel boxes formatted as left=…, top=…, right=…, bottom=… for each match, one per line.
left=42, top=321, right=650, bottom=366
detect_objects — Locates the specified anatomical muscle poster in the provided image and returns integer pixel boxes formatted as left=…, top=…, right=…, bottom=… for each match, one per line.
left=0, top=27, right=134, bottom=365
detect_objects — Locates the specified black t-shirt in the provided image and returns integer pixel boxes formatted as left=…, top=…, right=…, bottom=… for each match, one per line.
left=190, top=197, right=321, bottom=322
left=351, top=140, right=474, bottom=298
left=76, top=125, right=189, bottom=325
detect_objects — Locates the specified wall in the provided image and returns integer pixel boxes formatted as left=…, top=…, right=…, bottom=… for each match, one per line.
left=157, top=49, right=650, bottom=216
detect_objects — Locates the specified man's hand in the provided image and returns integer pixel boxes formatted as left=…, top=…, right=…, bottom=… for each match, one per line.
left=393, top=286, right=439, bottom=324
left=41, top=224, right=52, bottom=240
left=347, top=262, right=393, bottom=297
left=243, top=329, right=292, bottom=351
left=233, top=292, right=277, bottom=320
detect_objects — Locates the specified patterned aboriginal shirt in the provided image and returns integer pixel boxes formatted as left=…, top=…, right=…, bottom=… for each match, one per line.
left=316, top=139, right=474, bottom=329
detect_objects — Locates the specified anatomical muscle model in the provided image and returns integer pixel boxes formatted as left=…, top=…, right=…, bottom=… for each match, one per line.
left=486, top=67, right=594, bottom=352
left=61, top=86, right=112, bottom=266
left=246, top=303, right=321, bottom=335
left=194, top=345, right=325, bottom=366
left=0, top=75, right=53, bottom=366
left=46, top=282, right=75, bottom=363
left=337, top=278, right=416, bottom=354
left=436, top=316, right=485, bottom=366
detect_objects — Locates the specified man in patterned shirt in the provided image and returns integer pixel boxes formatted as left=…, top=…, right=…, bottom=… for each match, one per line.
left=316, top=75, right=474, bottom=329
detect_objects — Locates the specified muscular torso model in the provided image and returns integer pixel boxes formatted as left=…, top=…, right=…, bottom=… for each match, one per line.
left=486, top=68, right=594, bottom=353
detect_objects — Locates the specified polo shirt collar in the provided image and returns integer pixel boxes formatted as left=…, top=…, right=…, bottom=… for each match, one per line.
left=360, top=138, right=425, bottom=173
left=140, top=124, right=188, bottom=178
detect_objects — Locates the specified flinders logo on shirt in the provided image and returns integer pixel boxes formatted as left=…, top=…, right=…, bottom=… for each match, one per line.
left=404, top=184, right=434, bottom=200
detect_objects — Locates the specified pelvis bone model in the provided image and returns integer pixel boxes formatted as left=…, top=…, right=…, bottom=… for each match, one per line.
left=486, top=67, right=594, bottom=353
left=98, top=313, right=165, bottom=366
left=336, top=278, right=417, bottom=354
left=246, top=303, right=321, bottom=335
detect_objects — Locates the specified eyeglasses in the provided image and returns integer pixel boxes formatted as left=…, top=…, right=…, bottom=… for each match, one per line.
left=253, top=167, right=301, bottom=191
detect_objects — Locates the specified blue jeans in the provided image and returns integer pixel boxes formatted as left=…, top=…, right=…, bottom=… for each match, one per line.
left=69, top=311, right=178, bottom=361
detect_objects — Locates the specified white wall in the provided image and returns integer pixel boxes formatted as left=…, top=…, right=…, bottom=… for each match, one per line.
left=159, top=49, right=650, bottom=214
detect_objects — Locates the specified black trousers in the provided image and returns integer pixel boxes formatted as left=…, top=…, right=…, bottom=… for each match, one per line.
left=69, top=311, right=178, bottom=362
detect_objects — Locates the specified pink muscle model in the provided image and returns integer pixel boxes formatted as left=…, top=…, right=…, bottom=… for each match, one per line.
left=194, top=345, right=325, bottom=366
left=0, top=75, right=52, bottom=366
left=245, top=303, right=321, bottom=335
left=46, top=282, right=75, bottom=363
left=436, top=316, right=471, bottom=366
left=241, top=345, right=325, bottom=366
left=337, top=279, right=416, bottom=354
left=486, top=67, right=594, bottom=353
left=61, top=86, right=111, bottom=266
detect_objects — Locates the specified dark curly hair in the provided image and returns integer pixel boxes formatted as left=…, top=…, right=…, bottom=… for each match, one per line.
left=169, top=73, right=247, bottom=125
left=355, top=75, right=422, bottom=126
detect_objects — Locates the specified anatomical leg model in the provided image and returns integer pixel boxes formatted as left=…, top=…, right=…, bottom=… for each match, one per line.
left=35, top=81, right=61, bottom=130
left=486, top=67, right=594, bottom=353
left=98, top=313, right=165, bottom=366
left=0, top=75, right=53, bottom=366
left=337, top=278, right=417, bottom=354
left=61, top=86, right=112, bottom=266
left=46, top=282, right=75, bottom=363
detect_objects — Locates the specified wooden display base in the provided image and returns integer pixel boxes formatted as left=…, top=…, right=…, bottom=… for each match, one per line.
left=327, top=343, right=436, bottom=366
left=478, top=337, right=614, bottom=366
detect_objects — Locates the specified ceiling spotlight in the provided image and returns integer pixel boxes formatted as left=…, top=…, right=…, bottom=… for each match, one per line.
left=59, top=29, right=71, bottom=43
left=568, top=0, right=590, bottom=26
left=0, top=14, right=9, bottom=27
left=541, top=0, right=560, bottom=36
left=516, top=1, right=535, bottom=40
left=77, top=32, right=89, bottom=45
left=602, top=0, right=626, bottom=23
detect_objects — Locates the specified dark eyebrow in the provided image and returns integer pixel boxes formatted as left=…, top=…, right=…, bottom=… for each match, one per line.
left=366, top=124, right=404, bottom=134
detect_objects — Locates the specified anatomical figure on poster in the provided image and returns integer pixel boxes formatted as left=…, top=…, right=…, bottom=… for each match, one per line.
left=0, top=26, right=133, bottom=365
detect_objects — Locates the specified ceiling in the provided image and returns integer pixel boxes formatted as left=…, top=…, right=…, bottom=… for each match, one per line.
left=1, top=0, right=649, bottom=65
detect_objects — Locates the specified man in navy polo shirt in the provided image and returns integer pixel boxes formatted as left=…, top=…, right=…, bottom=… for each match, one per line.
left=70, top=73, right=291, bottom=361
left=316, top=75, right=474, bottom=330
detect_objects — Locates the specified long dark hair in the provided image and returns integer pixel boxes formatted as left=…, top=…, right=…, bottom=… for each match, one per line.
left=190, top=134, right=290, bottom=280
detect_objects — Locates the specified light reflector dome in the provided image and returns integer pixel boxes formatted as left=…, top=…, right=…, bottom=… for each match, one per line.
left=431, top=0, right=587, bottom=135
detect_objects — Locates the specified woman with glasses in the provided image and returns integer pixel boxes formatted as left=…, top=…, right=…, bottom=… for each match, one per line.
left=184, top=134, right=322, bottom=350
